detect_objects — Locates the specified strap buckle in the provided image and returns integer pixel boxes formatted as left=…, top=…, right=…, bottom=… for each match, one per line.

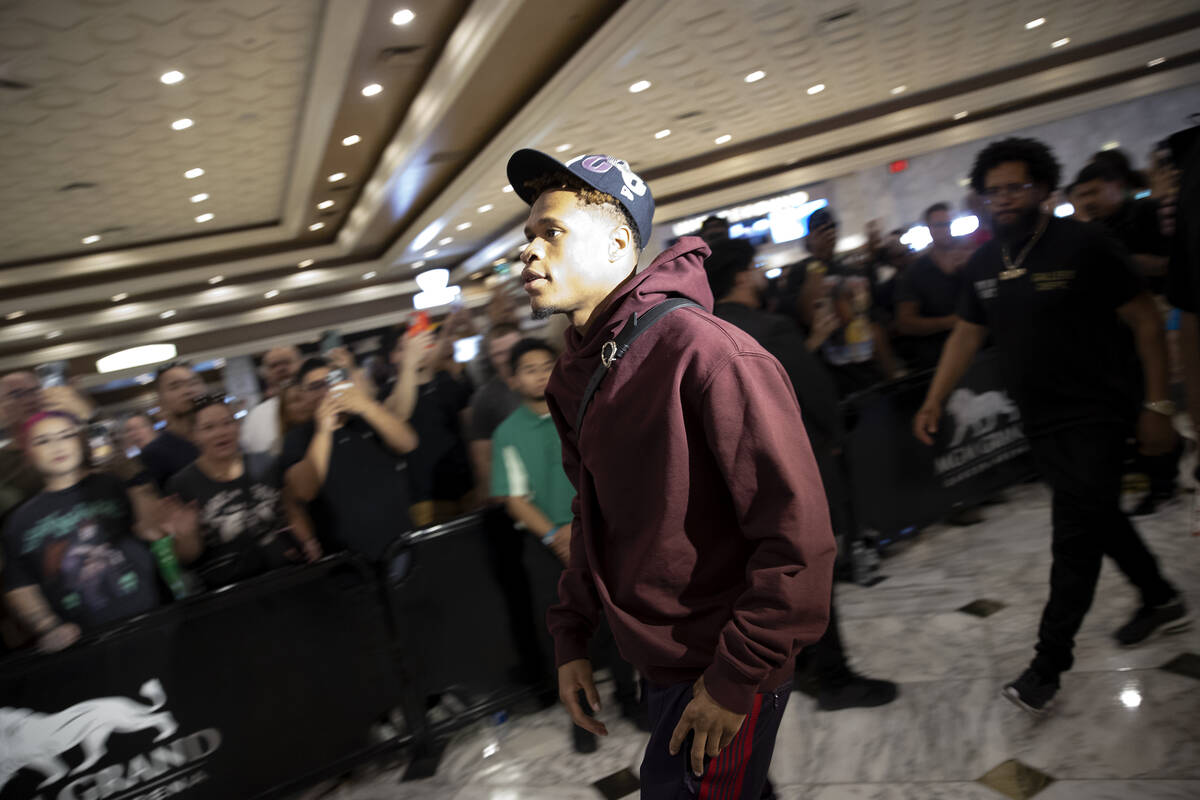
left=600, top=340, right=618, bottom=368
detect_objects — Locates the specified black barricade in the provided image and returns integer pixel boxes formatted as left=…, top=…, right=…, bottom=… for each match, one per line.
left=843, top=349, right=1035, bottom=541
left=0, top=556, right=402, bottom=800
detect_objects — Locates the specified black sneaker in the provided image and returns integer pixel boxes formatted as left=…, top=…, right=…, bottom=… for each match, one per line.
left=1115, top=599, right=1192, bottom=646
left=816, top=670, right=899, bottom=711
left=1002, top=667, right=1059, bottom=717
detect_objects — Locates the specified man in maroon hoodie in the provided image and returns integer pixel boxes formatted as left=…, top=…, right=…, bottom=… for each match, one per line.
left=507, top=148, right=836, bottom=799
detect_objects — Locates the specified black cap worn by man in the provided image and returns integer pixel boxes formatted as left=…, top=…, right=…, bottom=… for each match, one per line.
left=507, top=148, right=836, bottom=800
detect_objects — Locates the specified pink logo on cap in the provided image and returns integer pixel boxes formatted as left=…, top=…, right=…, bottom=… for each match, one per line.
left=580, top=155, right=614, bottom=174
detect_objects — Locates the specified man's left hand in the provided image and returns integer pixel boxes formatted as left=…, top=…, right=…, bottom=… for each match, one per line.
left=1137, top=408, right=1176, bottom=456
left=668, top=676, right=746, bottom=777
left=336, top=381, right=374, bottom=416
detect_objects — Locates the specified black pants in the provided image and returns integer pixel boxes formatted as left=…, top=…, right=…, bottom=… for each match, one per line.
left=640, top=679, right=790, bottom=800
left=1029, top=424, right=1176, bottom=677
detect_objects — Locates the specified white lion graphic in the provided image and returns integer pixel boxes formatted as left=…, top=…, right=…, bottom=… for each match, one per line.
left=0, top=678, right=177, bottom=790
left=945, top=388, right=1021, bottom=447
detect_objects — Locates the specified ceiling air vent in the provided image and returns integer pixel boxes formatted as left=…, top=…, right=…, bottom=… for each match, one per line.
left=59, top=182, right=98, bottom=192
left=0, top=78, right=31, bottom=91
left=379, top=45, right=423, bottom=65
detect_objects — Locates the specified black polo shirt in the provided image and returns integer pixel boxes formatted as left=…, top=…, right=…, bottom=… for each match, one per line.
left=895, top=254, right=966, bottom=370
left=958, top=216, right=1143, bottom=436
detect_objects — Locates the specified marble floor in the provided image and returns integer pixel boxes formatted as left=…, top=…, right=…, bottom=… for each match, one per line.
left=319, top=482, right=1200, bottom=800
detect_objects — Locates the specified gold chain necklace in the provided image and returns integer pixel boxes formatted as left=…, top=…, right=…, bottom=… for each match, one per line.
left=999, top=213, right=1048, bottom=280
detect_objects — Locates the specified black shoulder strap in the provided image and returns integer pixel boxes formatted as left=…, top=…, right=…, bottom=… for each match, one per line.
left=575, top=297, right=702, bottom=431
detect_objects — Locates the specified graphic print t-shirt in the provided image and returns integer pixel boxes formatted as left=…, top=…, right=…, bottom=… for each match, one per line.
left=1, top=473, right=159, bottom=630
left=166, top=453, right=285, bottom=588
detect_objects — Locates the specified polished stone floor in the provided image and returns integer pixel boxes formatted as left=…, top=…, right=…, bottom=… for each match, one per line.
left=324, top=482, right=1200, bottom=800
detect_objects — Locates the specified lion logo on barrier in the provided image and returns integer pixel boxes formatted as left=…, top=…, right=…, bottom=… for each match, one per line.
left=0, top=678, right=178, bottom=790
left=945, top=388, right=1021, bottom=448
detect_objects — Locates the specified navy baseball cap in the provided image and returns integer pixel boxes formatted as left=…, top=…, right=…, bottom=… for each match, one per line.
left=807, top=207, right=838, bottom=231
left=506, top=149, right=654, bottom=246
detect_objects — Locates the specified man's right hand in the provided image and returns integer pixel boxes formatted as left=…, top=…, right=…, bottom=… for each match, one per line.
left=315, top=393, right=347, bottom=433
left=913, top=403, right=942, bottom=446
left=38, top=622, right=81, bottom=653
left=558, top=659, right=608, bottom=736
left=402, top=330, right=435, bottom=366
left=548, top=526, right=571, bottom=564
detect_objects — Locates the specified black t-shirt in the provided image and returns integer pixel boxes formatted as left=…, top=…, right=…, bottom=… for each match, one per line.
left=165, top=454, right=286, bottom=588
left=406, top=371, right=473, bottom=503
left=958, top=216, right=1143, bottom=435
left=894, top=254, right=966, bottom=370
left=467, top=375, right=523, bottom=441
left=1097, top=199, right=1170, bottom=294
left=138, top=430, right=200, bottom=491
left=1166, top=125, right=1200, bottom=313
left=280, top=416, right=412, bottom=561
left=1, top=473, right=159, bottom=630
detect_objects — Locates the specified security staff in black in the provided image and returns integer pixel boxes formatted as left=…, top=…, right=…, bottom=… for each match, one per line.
left=913, top=137, right=1190, bottom=717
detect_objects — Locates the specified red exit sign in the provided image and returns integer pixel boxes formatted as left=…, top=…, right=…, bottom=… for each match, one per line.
left=888, top=159, right=909, bottom=173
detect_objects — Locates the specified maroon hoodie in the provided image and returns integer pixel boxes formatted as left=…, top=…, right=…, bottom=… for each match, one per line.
left=545, top=236, right=836, bottom=714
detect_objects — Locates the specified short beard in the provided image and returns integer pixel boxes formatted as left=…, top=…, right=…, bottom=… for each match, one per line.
left=531, top=306, right=558, bottom=321
left=995, top=206, right=1041, bottom=240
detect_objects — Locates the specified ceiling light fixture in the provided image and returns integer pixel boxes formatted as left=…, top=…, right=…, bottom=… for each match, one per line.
left=655, top=129, right=671, bottom=139
left=1147, top=57, right=1166, bottom=67
left=5, top=311, right=25, bottom=321
left=97, top=344, right=178, bottom=374
left=412, top=260, right=426, bottom=268
left=171, top=118, right=193, bottom=131
left=555, top=143, right=572, bottom=153
left=953, top=110, right=969, bottom=120
left=264, top=290, right=279, bottom=299
left=297, top=259, right=314, bottom=268
left=891, top=85, right=907, bottom=95
left=111, top=293, right=128, bottom=302
left=317, top=200, right=334, bottom=210
left=806, top=83, right=825, bottom=95
left=744, top=70, right=766, bottom=83
left=1025, top=17, right=1045, bottom=29
left=208, top=275, right=224, bottom=285
left=424, top=249, right=439, bottom=258
left=82, top=234, right=101, bottom=244
left=328, top=172, right=346, bottom=182
left=160, top=310, right=176, bottom=319
left=341, top=134, right=361, bottom=146
left=362, top=271, right=377, bottom=280
left=160, top=70, right=185, bottom=85
left=361, top=83, right=383, bottom=97
left=478, top=204, right=494, bottom=213
left=1051, top=37, right=1070, bottom=48
left=502, top=185, right=514, bottom=193
left=1101, top=140, right=1121, bottom=151
left=456, top=222, right=472, bottom=231
left=184, top=167, right=204, bottom=179
left=438, top=237, right=453, bottom=246
left=714, top=134, right=732, bottom=144
left=190, top=193, right=208, bottom=203
left=195, top=212, right=214, bottom=223
left=629, top=80, right=652, bottom=93
left=46, top=330, right=62, bottom=339
left=308, top=222, right=325, bottom=231
left=391, top=9, right=415, bottom=25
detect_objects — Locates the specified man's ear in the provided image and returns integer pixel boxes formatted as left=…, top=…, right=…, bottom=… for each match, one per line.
left=608, top=223, right=633, bottom=263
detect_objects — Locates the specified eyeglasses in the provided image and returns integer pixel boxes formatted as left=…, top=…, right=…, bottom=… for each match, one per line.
left=982, top=183, right=1034, bottom=201
left=190, top=393, right=228, bottom=412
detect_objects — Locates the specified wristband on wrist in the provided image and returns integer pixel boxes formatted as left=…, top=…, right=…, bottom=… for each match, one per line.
left=541, top=527, right=558, bottom=544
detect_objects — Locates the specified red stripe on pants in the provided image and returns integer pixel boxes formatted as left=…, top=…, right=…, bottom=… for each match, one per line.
left=698, top=693, right=764, bottom=800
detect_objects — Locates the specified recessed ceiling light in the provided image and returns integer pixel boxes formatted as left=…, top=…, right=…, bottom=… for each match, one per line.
left=456, top=222, right=472, bottom=231
left=309, top=222, right=325, bottom=231
left=297, top=258, right=314, bottom=268
left=1025, top=17, right=1045, bottom=29
left=958, top=177, right=971, bottom=187
left=160, top=310, right=176, bottom=319
left=341, top=134, right=361, bottom=146
left=111, top=293, right=128, bottom=302
left=744, top=70, right=766, bottom=83
left=81, top=234, right=101, bottom=244
left=953, top=110, right=969, bottom=120
left=317, top=200, right=334, bottom=210
left=655, top=129, right=671, bottom=139
left=362, top=271, right=377, bottom=280
left=160, top=70, right=185, bottom=85
left=502, top=185, right=514, bottom=193
left=1147, top=57, right=1166, bottom=67
left=171, top=118, right=193, bottom=131
left=478, top=204, right=494, bottom=213
left=195, top=212, right=214, bottom=223
left=629, top=80, right=652, bottom=93
left=1051, top=37, right=1070, bottom=48
left=264, top=290, right=279, bottom=299
left=184, top=167, right=204, bottom=179
left=328, top=172, right=346, bottom=182
left=413, top=260, right=426, bottom=268
left=714, top=134, right=732, bottom=144
left=361, top=83, right=383, bottom=97
left=891, top=85, right=907, bottom=95
left=5, top=310, right=25, bottom=321
left=438, top=237, right=453, bottom=245
left=555, top=143, right=572, bottom=153
left=391, top=8, right=415, bottom=25
left=424, top=249, right=438, bottom=258
left=806, top=83, right=825, bottom=95
left=46, top=330, right=62, bottom=339
left=1101, top=140, right=1121, bottom=151
left=208, top=275, right=224, bottom=285
left=190, top=193, right=208, bottom=203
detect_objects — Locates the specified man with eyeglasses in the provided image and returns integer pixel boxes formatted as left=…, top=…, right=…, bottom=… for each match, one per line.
left=913, top=137, right=1188, bottom=717
left=894, top=202, right=969, bottom=371
left=240, top=345, right=303, bottom=457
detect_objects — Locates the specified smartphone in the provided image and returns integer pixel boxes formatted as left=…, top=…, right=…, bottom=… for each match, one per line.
left=319, top=330, right=344, bottom=355
left=35, top=361, right=67, bottom=389
left=453, top=335, right=482, bottom=364
left=324, top=368, right=351, bottom=393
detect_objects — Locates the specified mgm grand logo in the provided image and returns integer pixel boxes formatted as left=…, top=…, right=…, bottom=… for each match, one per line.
left=1, top=679, right=220, bottom=800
